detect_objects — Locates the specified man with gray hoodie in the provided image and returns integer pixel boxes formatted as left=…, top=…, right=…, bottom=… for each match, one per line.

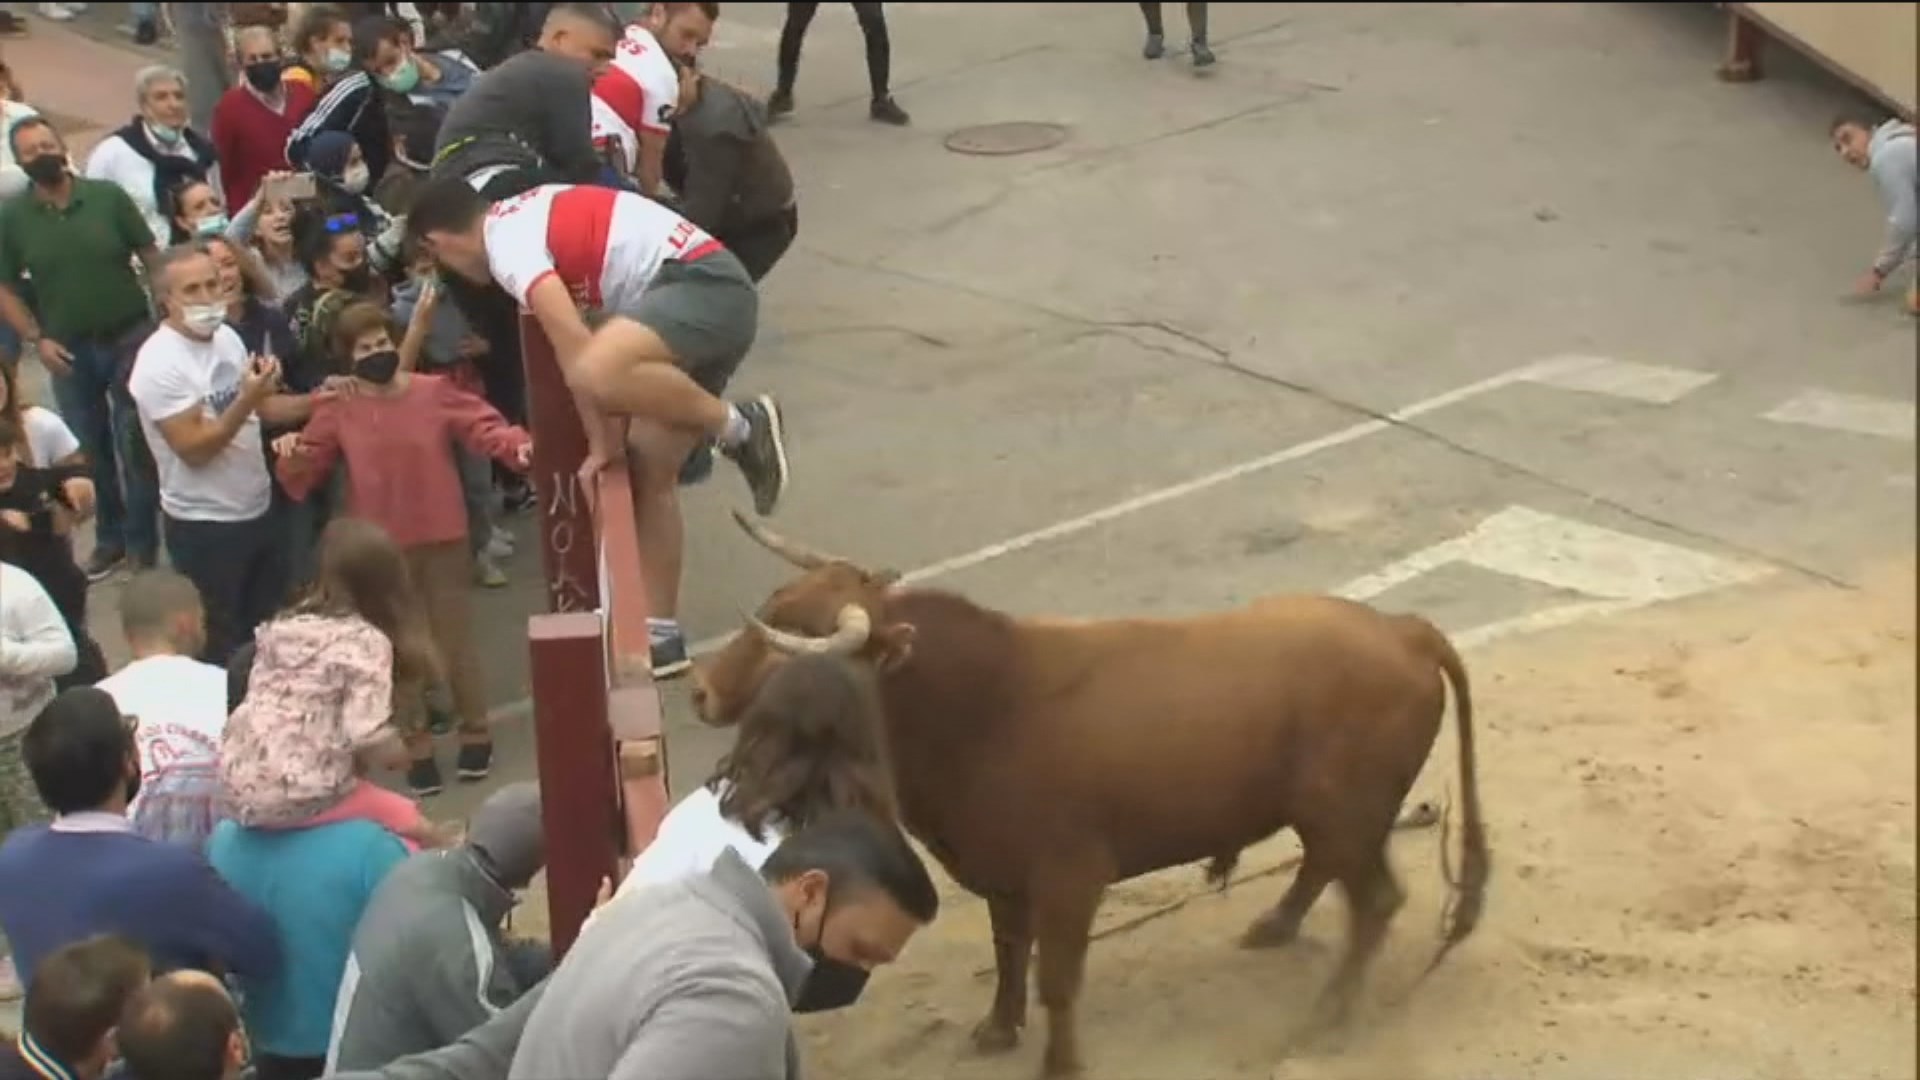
left=326, top=783, right=553, bottom=1072
left=1831, top=115, right=1918, bottom=315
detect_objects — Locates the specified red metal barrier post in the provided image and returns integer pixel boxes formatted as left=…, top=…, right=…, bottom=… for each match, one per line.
left=520, top=313, right=673, bottom=955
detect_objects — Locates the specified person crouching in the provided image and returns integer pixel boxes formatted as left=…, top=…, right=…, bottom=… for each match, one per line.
left=274, top=301, right=532, bottom=795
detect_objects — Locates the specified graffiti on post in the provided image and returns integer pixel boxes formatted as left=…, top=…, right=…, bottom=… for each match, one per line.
left=542, top=468, right=597, bottom=614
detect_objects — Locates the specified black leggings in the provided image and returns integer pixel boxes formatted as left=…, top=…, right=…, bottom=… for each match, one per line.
left=1139, top=2, right=1209, bottom=42
left=778, top=2, right=892, bottom=101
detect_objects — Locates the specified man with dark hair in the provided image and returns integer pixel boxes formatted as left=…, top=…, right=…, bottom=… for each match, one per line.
left=0, top=688, right=280, bottom=987
left=592, top=3, right=716, bottom=197
left=0, top=935, right=151, bottom=1080
left=285, top=15, right=395, bottom=184
left=117, top=970, right=248, bottom=1080
left=510, top=811, right=938, bottom=1079
left=407, top=174, right=787, bottom=677
left=1830, top=113, right=1918, bottom=314
left=99, top=569, right=229, bottom=849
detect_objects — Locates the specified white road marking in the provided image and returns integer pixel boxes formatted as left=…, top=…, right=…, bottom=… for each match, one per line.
left=1520, top=355, right=1720, bottom=404
left=1762, top=388, right=1916, bottom=442
left=1335, top=505, right=1773, bottom=646
left=1336, top=506, right=1771, bottom=604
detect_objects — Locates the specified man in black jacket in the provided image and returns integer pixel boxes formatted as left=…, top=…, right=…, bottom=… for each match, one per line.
left=666, top=68, right=797, bottom=283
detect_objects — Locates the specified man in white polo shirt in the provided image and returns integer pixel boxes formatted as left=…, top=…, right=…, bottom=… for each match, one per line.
left=129, top=245, right=289, bottom=665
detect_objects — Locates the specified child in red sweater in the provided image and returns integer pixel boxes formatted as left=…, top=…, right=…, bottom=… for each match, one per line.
left=275, top=300, right=532, bottom=794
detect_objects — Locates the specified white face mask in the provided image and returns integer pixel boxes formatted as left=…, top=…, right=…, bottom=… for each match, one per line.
left=341, top=164, right=370, bottom=194
left=181, top=303, right=227, bottom=337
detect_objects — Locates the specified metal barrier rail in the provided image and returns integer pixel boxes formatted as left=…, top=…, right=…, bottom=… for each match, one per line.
left=519, top=314, right=672, bottom=956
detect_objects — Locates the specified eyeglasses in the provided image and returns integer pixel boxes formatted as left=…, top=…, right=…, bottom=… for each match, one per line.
left=324, top=213, right=360, bottom=234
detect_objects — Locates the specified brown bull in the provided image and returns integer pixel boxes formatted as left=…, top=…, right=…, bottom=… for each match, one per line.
left=694, top=513, right=1490, bottom=1076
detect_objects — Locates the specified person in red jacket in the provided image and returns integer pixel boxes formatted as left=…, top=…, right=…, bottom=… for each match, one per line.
left=211, top=26, right=317, bottom=214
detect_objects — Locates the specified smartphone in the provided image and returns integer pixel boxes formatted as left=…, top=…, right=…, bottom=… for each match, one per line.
left=269, top=173, right=318, bottom=201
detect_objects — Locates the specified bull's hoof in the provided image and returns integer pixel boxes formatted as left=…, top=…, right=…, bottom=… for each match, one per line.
left=1239, top=913, right=1303, bottom=950
left=970, top=1019, right=1022, bottom=1055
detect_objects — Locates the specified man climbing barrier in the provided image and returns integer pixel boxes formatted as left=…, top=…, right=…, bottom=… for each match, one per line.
left=406, top=176, right=790, bottom=679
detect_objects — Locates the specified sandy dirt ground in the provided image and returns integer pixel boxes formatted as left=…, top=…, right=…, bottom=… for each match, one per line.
left=788, top=560, right=1918, bottom=1080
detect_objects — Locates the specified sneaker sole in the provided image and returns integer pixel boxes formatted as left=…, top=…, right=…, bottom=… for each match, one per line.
left=456, top=768, right=490, bottom=782
left=410, top=785, right=445, bottom=798
left=755, top=394, right=790, bottom=515
left=652, top=657, right=693, bottom=680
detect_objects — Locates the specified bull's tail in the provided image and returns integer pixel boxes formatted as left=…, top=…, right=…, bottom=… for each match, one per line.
left=1396, top=615, right=1490, bottom=977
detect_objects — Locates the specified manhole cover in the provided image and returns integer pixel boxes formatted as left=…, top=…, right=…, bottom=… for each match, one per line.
left=944, top=121, right=1069, bottom=157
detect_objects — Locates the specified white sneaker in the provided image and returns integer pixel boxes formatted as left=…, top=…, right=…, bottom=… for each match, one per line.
left=486, top=527, right=515, bottom=560
left=37, top=4, right=75, bottom=21
left=0, top=954, right=22, bottom=1002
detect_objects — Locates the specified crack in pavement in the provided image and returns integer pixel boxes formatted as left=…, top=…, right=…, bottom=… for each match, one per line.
left=791, top=247, right=1862, bottom=590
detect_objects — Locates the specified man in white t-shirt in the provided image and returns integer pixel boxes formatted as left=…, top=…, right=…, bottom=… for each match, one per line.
left=590, top=5, right=714, bottom=195
left=98, top=568, right=228, bottom=851
left=407, top=178, right=786, bottom=678
left=128, top=245, right=291, bottom=665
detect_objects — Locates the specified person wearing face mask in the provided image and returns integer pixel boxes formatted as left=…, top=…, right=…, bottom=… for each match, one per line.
left=0, top=687, right=282, bottom=989
left=286, top=15, right=396, bottom=195
left=360, top=13, right=478, bottom=115
left=164, top=178, right=232, bottom=245
left=128, top=246, right=303, bottom=665
left=277, top=301, right=530, bottom=793
left=286, top=6, right=357, bottom=94
left=212, top=26, right=318, bottom=215
left=510, top=811, right=940, bottom=1080
left=84, top=66, right=222, bottom=249
left=0, top=117, right=164, bottom=582
left=328, top=782, right=553, bottom=1070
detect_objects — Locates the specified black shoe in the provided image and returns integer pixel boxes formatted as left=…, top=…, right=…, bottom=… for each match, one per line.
left=869, top=96, right=910, bottom=126
left=721, top=396, right=789, bottom=517
left=500, top=477, right=535, bottom=514
left=83, top=547, right=125, bottom=582
left=650, top=632, right=692, bottom=680
left=1191, top=41, right=1216, bottom=68
left=407, top=758, right=445, bottom=798
left=678, top=440, right=715, bottom=487
left=128, top=552, right=159, bottom=572
left=455, top=742, right=493, bottom=782
left=1143, top=32, right=1165, bottom=59
left=767, top=87, right=794, bottom=119
left=133, top=18, right=157, bottom=45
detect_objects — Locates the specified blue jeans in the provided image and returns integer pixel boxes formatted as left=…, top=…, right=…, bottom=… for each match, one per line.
left=48, top=338, right=160, bottom=562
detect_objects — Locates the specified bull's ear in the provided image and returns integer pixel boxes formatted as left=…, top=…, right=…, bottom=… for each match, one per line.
left=874, top=621, right=917, bottom=673
left=869, top=568, right=903, bottom=587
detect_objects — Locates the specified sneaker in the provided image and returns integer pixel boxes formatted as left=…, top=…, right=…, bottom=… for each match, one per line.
left=1191, top=41, right=1216, bottom=68
left=474, top=555, right=509, bottom=588
left=1143, top=32, right=1165, bottom=59
left=456, top=742, right=493, bottom=782
left=650, top=631, right=692, bottom=680
left=36, top=4, right=73, bottom=21
left=678, top=440, right=715, bottom=487
left=0, top=955, right=21, bottom=1002
left=130, top=552, right=159, bottom=572
left=83, top=546, right=125, bottom=582
left=133, top=18, right=157, bottom=45
left=486, top=526, right=515, bottom=559
left=869, top=96, right=911, bottom=126
left=501, top=478, right=535, bottom=514
left=721, top=396, right=789, bottom=517
left=406, top=758, right=444, bottom=797
left=767, top=87, right=794, bottom=119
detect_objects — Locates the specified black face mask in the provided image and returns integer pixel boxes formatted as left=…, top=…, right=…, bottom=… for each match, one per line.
left=21, top=154, right=67, bottom=188
left=339, top=263, right=373, bottom=294
left=791, top=899, right=872, bottom=1014
left=243, top=60, right=284, bottom=94
left=355, top=349, right=400, bottom=385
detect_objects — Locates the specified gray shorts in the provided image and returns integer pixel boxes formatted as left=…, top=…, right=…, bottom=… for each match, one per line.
left=633, top=249, right=759, bottom=396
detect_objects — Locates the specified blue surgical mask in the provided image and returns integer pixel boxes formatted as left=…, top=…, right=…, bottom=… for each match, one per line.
left=149, top=122, right=183, bottom=146
left=378, top=55, right=421, bottom=94
left=325, top=47, right=352, bottom=74
left=193, top=213, right=229, bottom=238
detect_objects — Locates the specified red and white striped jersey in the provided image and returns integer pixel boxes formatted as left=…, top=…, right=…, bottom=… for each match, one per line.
left=589, top=24, right=680, bottom=173
left=481, top=184, right=721, bottom=315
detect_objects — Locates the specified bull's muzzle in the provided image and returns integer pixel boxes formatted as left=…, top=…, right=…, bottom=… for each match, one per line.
left=749, top=604, right=873, bottom=656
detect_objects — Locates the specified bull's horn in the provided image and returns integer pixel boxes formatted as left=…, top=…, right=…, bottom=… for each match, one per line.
left=731, top=509, right=843, bottom=570
left=749, top=604, right=873, bottom=656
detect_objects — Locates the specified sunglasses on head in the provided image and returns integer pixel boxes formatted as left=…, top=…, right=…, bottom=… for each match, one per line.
left=324, top=213, right=360, bottom=234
